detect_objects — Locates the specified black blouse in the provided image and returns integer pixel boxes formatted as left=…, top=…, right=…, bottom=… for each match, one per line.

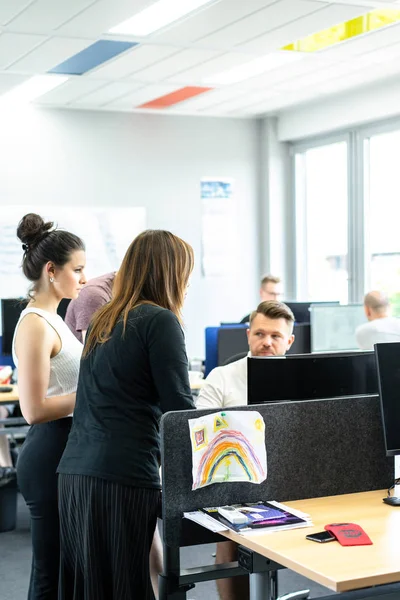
left=58, top=304, right=195, bottom=488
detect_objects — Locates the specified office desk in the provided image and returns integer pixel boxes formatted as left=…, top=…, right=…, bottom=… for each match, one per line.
left=220, top=490, right=400, bottom=594
left=0, top=386, right=30, bottom=436
left=0, top=385, right=19, bottom=404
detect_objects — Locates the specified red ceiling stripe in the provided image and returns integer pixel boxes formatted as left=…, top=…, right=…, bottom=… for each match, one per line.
left=137, top=86, right=213, bottom=109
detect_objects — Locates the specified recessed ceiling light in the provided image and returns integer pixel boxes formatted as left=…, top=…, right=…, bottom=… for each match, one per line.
left=0, top=75, right=68, bottom=105
left=204, top=52, right=304, bottom=85
left=109, top=0, right=215, bottom=36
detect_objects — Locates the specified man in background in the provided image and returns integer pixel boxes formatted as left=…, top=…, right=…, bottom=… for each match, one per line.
left=197, top=301, right=294, bottom=600
left=200, top=300, right=294, bottom=410
left=356, top=290, right=400, bottom=350
left=65, top=271, right=163, bottom=598
left=240, top=274, right=283, bottom=324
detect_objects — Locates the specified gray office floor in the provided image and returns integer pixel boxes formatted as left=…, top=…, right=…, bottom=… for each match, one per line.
left=0, top=495, right=335, bottom=600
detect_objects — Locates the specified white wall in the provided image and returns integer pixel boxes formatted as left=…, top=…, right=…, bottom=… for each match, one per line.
left=0, top=106, right=259, bottom=358
left=278, top=79, right=400, bottom=141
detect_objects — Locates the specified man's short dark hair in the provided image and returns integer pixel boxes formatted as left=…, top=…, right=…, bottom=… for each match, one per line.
left=249, top=301, right=295, bottom=333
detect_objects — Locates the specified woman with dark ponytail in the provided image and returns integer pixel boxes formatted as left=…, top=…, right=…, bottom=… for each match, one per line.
left=13, top=213, right=86, bottom=600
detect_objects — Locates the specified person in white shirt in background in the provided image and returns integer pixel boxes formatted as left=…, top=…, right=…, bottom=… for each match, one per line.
left=196, top=301, right=295, bottom=600
left=356, top=291, right=400, bottom=350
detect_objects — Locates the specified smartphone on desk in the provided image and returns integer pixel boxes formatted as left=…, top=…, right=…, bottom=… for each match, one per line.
left=306, top=531, right=336, bottom=543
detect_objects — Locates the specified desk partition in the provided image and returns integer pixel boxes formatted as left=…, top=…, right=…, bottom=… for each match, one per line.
left=160, top=396, right=392, bottom=598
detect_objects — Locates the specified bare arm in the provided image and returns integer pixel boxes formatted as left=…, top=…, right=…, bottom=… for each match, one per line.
left=14, top=314, right=76, bottom=424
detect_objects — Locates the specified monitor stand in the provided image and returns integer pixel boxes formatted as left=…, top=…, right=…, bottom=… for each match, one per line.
left=384, top=456, right=400, bottom=505
left=394, top=455, right=400, bottom=496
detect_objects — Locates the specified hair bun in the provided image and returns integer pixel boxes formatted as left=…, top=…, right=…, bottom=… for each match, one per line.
left=17, top=213, right=54, bottom=246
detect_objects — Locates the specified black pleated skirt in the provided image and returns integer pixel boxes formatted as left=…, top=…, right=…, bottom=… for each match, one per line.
left=58, top=474, right=160, bottom=600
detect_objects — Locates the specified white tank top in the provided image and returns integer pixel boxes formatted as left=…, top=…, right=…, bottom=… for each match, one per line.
left=12, top=307, right=82, bottom=398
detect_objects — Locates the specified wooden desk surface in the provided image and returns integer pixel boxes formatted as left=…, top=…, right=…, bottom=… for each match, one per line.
left=221, top=490, right=400, bottom=593
left=0, top=385, right=19, bottom=403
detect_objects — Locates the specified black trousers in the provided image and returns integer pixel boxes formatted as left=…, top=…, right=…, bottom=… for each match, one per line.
left=17, top=418, right=72, bottom=600
left=58, top=474, right=160, bottom=600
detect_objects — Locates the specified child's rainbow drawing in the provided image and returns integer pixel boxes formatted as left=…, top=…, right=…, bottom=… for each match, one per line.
left=189, top=411, right=267, bottom=490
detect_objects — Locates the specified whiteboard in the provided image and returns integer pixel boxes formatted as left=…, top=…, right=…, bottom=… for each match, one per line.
left=0, top=206, right=146, bottom=299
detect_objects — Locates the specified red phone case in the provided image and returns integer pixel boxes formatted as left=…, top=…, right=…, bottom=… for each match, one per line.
left=324, top=523, right=372, bottom=546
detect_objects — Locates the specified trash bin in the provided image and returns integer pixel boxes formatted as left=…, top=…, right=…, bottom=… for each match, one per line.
left=0, top=475, right=17, bottom=532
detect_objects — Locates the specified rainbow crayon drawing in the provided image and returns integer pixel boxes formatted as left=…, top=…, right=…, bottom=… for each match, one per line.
left=189, top=411, right=267, bottom=490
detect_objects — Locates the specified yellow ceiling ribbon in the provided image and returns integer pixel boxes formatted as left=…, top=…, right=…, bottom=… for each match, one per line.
left=282, top=9, right=400, bottom=53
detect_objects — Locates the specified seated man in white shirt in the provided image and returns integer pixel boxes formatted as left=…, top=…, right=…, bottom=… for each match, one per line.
left=197, top=301, right=295, bottom=600
left=356, top=291, right=400, bottom=350
left=198, top=300, right=295, bottom=410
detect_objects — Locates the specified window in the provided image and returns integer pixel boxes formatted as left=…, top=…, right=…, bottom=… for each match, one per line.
left=294, top=141, right=348, bottom=303
left=365, top=129, right=400, bottom=316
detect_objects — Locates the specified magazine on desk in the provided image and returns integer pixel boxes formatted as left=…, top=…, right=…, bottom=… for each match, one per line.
left=184, top=501, right=313, bottom=535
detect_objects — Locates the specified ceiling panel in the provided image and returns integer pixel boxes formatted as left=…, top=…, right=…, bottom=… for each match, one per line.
left=8, top=37, right=95, bottom=73
left=0, top=72, right=29, bottom=95
left=0, top=32, right=47, bottom=70
left=241, top=3, right=370, bottom=53
left=235, top=55, right=333, bottom=89
left=205, top=88, right=278, bottom=113
left=320, top=21, right=400, bottom=58
left=34, top=77, right=106, bottom=104
left=107, top=83, right=179, bottom=108
left=167, top=52, right=253, bottom=83
left=169, top=86, right=248, bottom=110
left=72, top=81, right=143, bottom=106
left=0, top=0, right=34, bottom=26
left=321, top=56, right=400, bottom=95
left=56, top=0, right=152, bottom=37
left=153, top=0, right=276, bottom=45
left=132, top=48, right=220, bottom=82
left=89, top=44, right=179, bottom=79
left=198, top=0, right=327, bottom=49
left=7, top=0, right=98, bottom=33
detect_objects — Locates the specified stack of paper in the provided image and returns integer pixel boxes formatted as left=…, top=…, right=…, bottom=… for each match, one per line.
left=184, top=501, right=312, bottom=536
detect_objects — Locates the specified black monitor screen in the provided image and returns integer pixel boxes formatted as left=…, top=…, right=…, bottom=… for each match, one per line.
left=375, top=342, right=400, bottom=457
left=1, top=299, right=27, bottom=356
left=1, top=297, right=72, bottom=356
left=285, top=301, right=340, bottom=324
left=248, top=351, right=378, bottom=404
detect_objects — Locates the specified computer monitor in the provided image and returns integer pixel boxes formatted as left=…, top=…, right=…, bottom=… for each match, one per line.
left=288, top=323, right=311, bottom=355
left=1, top=297, right=72, bottom=356
left=248, top=351, right=378, bottom=405
left=310, top=304, right=366, bottom=352
left=1, top=299, right=27, bottom=356
left=375, top=342, right=400, bottom=457
left=284, top=301, right=339, bottom=324
left=57, top=298, right=71, bottom=320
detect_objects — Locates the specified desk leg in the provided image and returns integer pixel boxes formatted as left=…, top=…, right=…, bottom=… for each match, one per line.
left=249, top=572, right=271, bottom=600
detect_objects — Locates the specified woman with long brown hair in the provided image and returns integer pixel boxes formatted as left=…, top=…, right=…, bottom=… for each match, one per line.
left=57, top=229, right=195, bottom=599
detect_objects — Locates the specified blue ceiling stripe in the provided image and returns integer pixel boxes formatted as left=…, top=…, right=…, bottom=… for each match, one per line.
left=49, top=40, right=138, bottom=76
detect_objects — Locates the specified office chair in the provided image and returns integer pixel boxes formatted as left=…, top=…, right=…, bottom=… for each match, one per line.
left=222, top=351, right=247, bottom=366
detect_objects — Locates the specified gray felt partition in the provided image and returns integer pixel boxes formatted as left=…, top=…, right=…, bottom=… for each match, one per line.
left=160, top=395, right=393, bottom=547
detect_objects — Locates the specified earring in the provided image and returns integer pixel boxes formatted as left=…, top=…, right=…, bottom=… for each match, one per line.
left=49, top=277, right=54, bottom=283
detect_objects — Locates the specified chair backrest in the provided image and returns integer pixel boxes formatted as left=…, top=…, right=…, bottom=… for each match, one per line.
left=222, top=351, right=247, bottom=366
left=160, top=395, right=392, bottom=547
